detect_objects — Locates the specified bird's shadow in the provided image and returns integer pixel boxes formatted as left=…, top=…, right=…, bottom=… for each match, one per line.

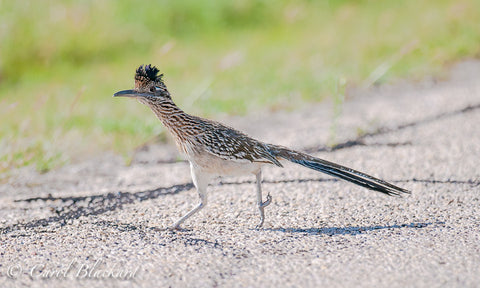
left=2, top=182, right=194, bottom=235
left=265, top=222, right=441, bottom=236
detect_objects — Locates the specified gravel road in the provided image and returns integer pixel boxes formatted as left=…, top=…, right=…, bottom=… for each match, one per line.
left=1, top=61, right=479, bottom=287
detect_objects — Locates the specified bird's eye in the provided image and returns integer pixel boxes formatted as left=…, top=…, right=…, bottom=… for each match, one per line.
left=150, top=86, right=156, bottom=92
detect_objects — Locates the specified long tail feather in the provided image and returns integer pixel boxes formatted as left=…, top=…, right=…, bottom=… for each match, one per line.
left=268, top=145, right=410, bottom=196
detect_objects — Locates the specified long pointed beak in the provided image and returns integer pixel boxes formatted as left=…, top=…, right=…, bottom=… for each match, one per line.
left=113, top=89, right=137, bottom=98
left=113, top=89, right=151, bottom=98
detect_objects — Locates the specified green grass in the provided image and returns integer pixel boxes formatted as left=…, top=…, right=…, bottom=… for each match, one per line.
left=1, top=0, right=479, bottom=175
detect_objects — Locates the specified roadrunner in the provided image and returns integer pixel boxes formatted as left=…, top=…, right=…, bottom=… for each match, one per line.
left=114, top=64, right=410, bottom=229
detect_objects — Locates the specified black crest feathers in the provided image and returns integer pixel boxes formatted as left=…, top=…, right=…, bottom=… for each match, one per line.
left=135, top=64, right=163, bottom=83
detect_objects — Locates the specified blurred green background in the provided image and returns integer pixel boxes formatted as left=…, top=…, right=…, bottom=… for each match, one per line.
left=1, top=0, right=479, bottom=175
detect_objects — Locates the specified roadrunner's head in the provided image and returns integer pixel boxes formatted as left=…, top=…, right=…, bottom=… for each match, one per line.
left=114, top=64, right=171, bottom=105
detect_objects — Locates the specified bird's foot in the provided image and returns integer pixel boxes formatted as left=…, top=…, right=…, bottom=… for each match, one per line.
left=260, top=193, right=272, bottom=208
left=255, top=219, right=265, bottom=230
left=169, top=221, right=184, bottom=231
left=255, top=193, right=271, bottom=229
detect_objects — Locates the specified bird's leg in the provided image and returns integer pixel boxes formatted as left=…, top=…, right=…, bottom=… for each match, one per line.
left=171, top=194, right=206, bottom=230
left=171, top=164, right=211, bottom=230
left=255, top=170, right=271, bottom=229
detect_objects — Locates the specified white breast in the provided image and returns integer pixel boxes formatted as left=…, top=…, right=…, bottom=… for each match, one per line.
left=186, top=149, right=261, bottom=176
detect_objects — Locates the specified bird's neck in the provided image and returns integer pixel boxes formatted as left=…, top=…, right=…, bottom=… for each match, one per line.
left=148, top=98, right=183, bottom=125
left=147, top=98, right=197, bottom=142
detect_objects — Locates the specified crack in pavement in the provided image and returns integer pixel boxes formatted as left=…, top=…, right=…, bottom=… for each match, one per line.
left=304, top=102, right=480, bottom=153
left=219, top=177, right=480, bottom=187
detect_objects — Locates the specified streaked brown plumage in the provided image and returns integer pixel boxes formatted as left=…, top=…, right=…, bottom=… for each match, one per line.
left=114, top=64, right=410, bottom=229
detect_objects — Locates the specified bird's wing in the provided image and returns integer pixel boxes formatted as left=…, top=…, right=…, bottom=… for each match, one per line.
left=196, top=121, right=282, bottom=167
